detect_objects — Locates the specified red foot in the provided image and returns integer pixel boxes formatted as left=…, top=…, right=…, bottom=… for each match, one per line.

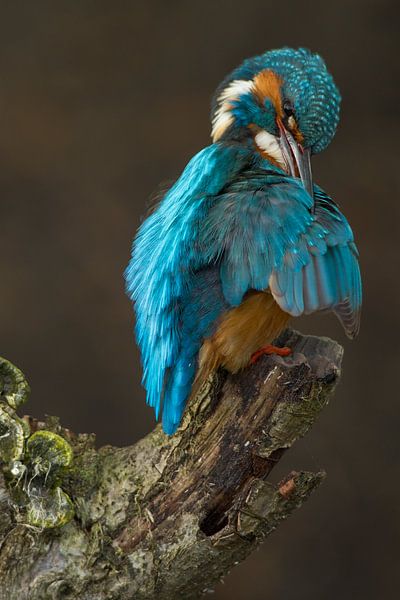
left=250, top=345, right=292, bottom=365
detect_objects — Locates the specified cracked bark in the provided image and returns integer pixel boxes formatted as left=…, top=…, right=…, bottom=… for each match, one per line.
left=0, top=329, right=343, bottom=600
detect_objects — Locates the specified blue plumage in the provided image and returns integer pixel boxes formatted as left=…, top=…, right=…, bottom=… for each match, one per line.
left=125, top=48, right=362, bottom=434
left=125, top=143, right=249, bottom=431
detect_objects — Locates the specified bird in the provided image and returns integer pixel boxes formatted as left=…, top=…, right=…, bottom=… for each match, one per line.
left=125, top=47, right=362, bottom=435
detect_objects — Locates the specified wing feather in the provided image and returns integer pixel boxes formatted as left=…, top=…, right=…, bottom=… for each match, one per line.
left=125, top=142, right=250, bottom=431
left=202, top=177, right=361, bottom=337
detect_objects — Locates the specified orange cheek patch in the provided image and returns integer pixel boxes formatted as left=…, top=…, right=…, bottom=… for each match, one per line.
left=253, top=69, right=283, bottom=117
left=253, top=70, right=304, bottom=145
left=288, top=117, right=304, bottom=144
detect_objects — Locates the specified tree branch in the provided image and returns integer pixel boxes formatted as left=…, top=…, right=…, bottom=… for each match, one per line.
left=0, top=329, right=343, bottom=599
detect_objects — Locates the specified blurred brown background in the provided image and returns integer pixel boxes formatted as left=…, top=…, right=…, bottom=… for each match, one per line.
left=0, top=1, right=399, bottom=598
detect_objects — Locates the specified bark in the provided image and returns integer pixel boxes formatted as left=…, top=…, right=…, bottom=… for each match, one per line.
left=0, top=329, right=343, bottom=600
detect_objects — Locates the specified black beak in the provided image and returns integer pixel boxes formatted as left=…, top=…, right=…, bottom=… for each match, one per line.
left=278, top=122, right=313, bottom=201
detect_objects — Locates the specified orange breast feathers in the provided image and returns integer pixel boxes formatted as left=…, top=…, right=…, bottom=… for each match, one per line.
left=195, top=291, right=290, bottom=385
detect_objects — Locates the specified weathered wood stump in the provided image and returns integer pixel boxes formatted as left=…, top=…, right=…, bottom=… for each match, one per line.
left=0, top=329, right=343, bottom=599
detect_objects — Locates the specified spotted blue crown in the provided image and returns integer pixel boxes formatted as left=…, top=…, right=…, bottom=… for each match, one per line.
left=212, top=47, right=341, bottom=153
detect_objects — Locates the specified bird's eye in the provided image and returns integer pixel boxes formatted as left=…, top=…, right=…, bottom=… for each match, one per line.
left=283, top=100, right=294, bottom=118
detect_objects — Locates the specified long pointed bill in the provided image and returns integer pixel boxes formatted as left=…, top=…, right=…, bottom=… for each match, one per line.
left=278, top=122, right=314, bottom=202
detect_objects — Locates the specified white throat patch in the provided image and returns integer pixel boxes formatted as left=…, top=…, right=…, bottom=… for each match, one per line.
left=254, top=130, right=285, bottom=168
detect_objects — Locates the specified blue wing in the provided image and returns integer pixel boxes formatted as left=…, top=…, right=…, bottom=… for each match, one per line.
left=125, top=142, right=251, bottom=433
left=270, top=189, right=361, bottom=337
left=126, top=155, right=362, bottom=434
left=201, top=171, right=361, bottom=338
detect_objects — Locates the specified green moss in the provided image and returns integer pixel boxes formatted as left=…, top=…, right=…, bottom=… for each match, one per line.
left=16, top=430, right=76, bottom=528
left=0, top=356, right=30, bottom=410
left=67, top=448, right=99, bottom=496
left=26, top=485, right=75, bottom=529
left=0, top=424, right=76, bottom=529
left=26, top=430, right=73, bottom=482
left=0, top=405, right=26, bottom=464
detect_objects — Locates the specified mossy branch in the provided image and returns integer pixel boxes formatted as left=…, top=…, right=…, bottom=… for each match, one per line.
left=0, top=329, right=343, bottom=600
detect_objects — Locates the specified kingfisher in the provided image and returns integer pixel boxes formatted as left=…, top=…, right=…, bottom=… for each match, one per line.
left=125, top=47, right=362, bottom=435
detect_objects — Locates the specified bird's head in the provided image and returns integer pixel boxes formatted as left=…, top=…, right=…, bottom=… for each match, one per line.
left=211, top=47, right=341, bottom=197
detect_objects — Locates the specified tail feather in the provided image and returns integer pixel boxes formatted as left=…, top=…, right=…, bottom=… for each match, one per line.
left=161, top=338, right=221, bottom=435
left=162, top=355, right=197, bottom=435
